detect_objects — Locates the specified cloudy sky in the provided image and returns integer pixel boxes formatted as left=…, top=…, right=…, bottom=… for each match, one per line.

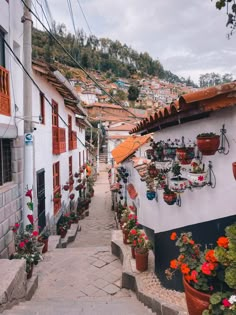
left=34, top=0, right=236, bottom=84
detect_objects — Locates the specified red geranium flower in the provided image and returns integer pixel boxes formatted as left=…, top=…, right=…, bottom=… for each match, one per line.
left=217, top=236, right=229, bottom=248
left=170, top=259, right=178, bottom=269
left=130, top=229, right=137, bottom=235
left=27, top=214, right=34, bottom=224
left=32, top=231, right=39, bottom=236
left=25, top=189, right=32, bottom=200
left=19, top=241, right=25, bottom=248
left=170, top=232, right=177, bottom=241
left=222, top=298, right=231, bottom=307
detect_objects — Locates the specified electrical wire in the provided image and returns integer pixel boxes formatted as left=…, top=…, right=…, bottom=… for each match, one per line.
left=67, top=0, right=77, bottom=35
left=20, top=0, right=138, bottom=120
left=35, top=0, right=52, bottom=31
left=0, top=33, right=95, bottom=156
left=76, top=0, right=93, bottom=36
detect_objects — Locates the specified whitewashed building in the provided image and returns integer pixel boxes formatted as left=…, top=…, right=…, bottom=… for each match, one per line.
left=0, top=1, right=24, bottom=258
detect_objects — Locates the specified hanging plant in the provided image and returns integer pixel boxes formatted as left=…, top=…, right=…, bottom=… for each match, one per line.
left=63, top=184, right=69, bottom=191
left=188, top=160, right=207, bottom=188
left=74, top=172, right=79, bottom=178
left=146, top=190, right=156, bottom=200
left=169, top=162, right=188, bottom=193
left=69, top=193, right=75, bottom=200
left=163, top=186, right=177, bottom=205
left=196, top=133, right=220, bottom=156
left=77, top=178, right=82, bottom=183
left=69, top=179, right=74, bottom=185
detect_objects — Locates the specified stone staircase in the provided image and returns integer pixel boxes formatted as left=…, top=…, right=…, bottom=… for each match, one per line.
left=3, top=296, right=155, bottom=315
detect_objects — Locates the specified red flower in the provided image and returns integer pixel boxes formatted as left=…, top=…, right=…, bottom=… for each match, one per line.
left=129, top=206, right=135, bottom=210
left=27, top=214, right=34, bottom=224
left=222, top=298, right=231, bottom=307
left=217, top=236, right=229, bottom=248
left=15, top=223, right=20, bottom=228
left=128, top=214, right=133, bottom=219
left=201, top=262, right=216, bottom=275
left=19, top=241, right=25, bottom=248
left=130, top=229, right=137, bottom=235
left=170, top=232, right=177, bottom=241
left=205, top=249, right=217, bottom=263
left=25, top=239, right=29, bottom=243
left=181, top=263, right=190, bottom=274
left=25, top=189, right=32, bottom=200
left=170, top=259, right=178, bottom=269
left=198, top=176, right=204, bottom=181
left=191, top=270, right=198, bottom=283
left=32, top=231, right=39, bottom=236
left=189, top=240, right=195, bottom=245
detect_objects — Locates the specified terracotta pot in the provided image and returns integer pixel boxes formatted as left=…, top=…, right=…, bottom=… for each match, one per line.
left=60, top=229, right=67, bottom=238
left=163, top=192, right=177, bottom=205
left=135, top=249, right=148, bottom=272
left=131, top=246, right=136, bottom=259
left=123, top=230, right=129, bottom=244
left=232, top=162, right=236, bottom=180
left=197, top=135, right=220, bottom=155
left=41, top=238, right=48, bottom=253
left=27, top=264, right=34, bottom=280
left=176, top=148, right=194, bottom=165
left=183, top=277, right=210, bottom=315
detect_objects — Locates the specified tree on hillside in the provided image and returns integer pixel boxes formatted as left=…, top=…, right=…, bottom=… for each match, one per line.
left=199, top=72, right=233, bottom=87
left=128, top=86, right=139, bottom=101
left=213, top=0, right=236, bottom=37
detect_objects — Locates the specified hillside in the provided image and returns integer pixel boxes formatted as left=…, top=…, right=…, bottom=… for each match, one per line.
left=32, top=25, right=196, bottom=87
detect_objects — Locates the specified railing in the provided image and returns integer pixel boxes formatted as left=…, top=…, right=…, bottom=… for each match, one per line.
left=69, top=130, right=77, bottom=150
left=52, top=126, right=66, bottom=154
left=0, top=65, right=10, bottom=116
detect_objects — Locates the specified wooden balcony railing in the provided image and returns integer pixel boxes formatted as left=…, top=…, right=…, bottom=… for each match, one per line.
left=0, top=65, right=10, bottom=116
left=52, top=126, right=66, bottom=154
left=69, top=131, right=77, bottom=150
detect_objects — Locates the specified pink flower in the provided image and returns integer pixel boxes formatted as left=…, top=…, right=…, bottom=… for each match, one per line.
left=25, top=189, right=32, bottom=200
left=15, top=223, right=20, bottom=228
left=19, top=242, right=25, bottom=248
left=198, top=176, right=204, bottom=181
left=25, top=239, right=29, bottom=243
left=27, top=214, right=34, bottom=224
left=222, top=298, right=231, bottom=308
left=32, top=231, right=39, bottom=236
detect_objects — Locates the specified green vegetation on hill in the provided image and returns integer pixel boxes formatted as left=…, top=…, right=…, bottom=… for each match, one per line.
left=32, top=24, right=197, bottom=86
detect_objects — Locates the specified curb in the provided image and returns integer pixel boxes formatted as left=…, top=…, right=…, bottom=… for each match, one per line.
left=111, top=230, right=188, bottom=315
left=53, top=223, right=80, bottom=249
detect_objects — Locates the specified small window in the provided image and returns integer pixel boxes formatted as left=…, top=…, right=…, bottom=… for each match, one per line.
left=69, top=156, right=73, bottom=192
left=53, top=161, right=60, bottom=189
left=0, top=30, right=5, bottom=67
left=0, top=139, right=12, bottom=185
left=40, top=92, right=45, bottom=124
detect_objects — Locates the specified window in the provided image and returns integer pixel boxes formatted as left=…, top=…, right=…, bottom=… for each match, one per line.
left=0, top=139, right=12, bottom=185
left=52, top=100, right=58, bottom=127
left=40, top=92, right=45, bottom=124
left=0, top=30, right=5, bottom=67
left=53, top=161, right=61, bottom=214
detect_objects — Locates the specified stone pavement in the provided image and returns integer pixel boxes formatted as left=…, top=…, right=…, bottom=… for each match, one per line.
left=4, top=164, right=154, bottom=314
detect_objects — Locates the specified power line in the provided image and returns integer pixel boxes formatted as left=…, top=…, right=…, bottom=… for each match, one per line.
left=35, top=0, right=52, bottom=31
left=20, top=0, right=138, bottom=120
left=76, top=0, right=93, bottom=36
left=0, top=33, right=95, bottom=156
left=67, top=0, right=77, bottom=35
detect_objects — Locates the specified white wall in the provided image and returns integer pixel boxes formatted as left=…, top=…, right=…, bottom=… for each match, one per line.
left=122, top=106, right=236, bottom=233
left=0, top=1, right=24, bottom=136
left=32, top=72, right=87, bottom=222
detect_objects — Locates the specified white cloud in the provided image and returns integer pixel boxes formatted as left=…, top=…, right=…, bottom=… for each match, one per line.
left=37, top=0, right=236, bottom=84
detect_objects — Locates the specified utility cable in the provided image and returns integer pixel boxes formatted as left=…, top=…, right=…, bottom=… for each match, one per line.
left=1, top=34, right=95, bottom=156
left=67, top=0, right=77, bottom=35
left=20, top=0, right=138, bottom=119
left=35, top=0, right=52, bottom=31
left=76, top=0, right=93, bottom=36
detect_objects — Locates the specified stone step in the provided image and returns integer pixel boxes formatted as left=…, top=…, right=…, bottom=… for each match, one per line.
left=4, top=298, right=155, bottom=315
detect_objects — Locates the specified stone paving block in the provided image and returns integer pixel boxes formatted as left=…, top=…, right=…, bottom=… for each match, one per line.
left=81, top=284, right=99, bottom=296
left=100, top=263, right=116, bottom=273
left=94, top=278, right=110, bottom=289
left=92, top=259, right=107, bottom=268
left=102, top=283, right=120, bottom=295
left=100, top=254, right=117, bottom=263
left=103, top=272, right=121, bottom=284
left=111, top=268, right=122, bottom=276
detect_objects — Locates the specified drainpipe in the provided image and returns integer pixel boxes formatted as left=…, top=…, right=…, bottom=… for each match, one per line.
left=22, top=0, right=35, bottom=228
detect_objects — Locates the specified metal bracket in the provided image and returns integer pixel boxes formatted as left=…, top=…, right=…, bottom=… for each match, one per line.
left=207, top=161, right=216, bottom=189
left=176, top=193, right=181, bottom=207
left=218, top=124, right=230, bottom=155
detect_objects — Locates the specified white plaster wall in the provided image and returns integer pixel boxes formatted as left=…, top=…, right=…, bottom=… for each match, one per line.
left=32, top=72, right=86, bottom=221
left=123, top=107, right=236, bottom=233
left=0, top=1, right=24, bottom=135
left=79, top=93, right=98, bottom=105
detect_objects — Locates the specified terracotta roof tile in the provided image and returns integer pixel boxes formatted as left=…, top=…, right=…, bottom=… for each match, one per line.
left=111, top=134, right=151, bottom=164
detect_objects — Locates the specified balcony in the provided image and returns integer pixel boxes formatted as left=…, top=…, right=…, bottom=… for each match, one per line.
left=52, top=126, right=66, bottom=154
left=0, top=65, right=10, bottom=116
left=69, top=131, right=77, bottom=150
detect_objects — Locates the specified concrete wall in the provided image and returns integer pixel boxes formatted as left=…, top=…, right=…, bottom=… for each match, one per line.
left=0, top=2, right=24, bottom=258
left=32, top=72, right=87, bottom=226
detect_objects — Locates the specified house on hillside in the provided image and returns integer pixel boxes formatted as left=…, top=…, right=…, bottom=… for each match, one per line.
left=32, top=60, right=92, bottom=231
left=0, top=1, right=24, bottom=258
left=79, top=90, right=98, bottom=105
left=112, top=82, right=236, bottom=291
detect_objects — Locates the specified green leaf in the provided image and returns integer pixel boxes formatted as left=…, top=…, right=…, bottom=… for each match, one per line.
left=210, top=293, right=222, bottom=304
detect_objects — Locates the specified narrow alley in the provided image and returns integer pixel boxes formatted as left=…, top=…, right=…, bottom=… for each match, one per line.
left=4, top=164, right=154, bottom=315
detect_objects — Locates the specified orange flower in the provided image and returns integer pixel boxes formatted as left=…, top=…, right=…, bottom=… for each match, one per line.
left=205, top=249, right=217, bottom=263
left=170, top=259, right=178, bottom=269
left=181, top=263, right=190, bottom=274
left=191, top=270, right=198, bottom=283
left=185, top=274, right=192, bottom=282
left=217, top=236, right=229, bottom=248
left=178, top=254, right=185, bottom=261
left=189, top=240, right=195, bottom=245
left=170, top=232, right=177, bottom=241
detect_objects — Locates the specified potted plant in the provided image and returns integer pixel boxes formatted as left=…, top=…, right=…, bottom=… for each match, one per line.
left=169, top=162, right=188, bottom=193
left=69, top=193, right=75, bottom=200
left=135, top=232, right=152, bottom=272
left=63, top=183, right=69, bottom=191
left=74, top=172, right=79, bottom=178
left=163, top=139, right=180, bottom=160
left=163, top=185, right=177, bottom=205
left=69, top=212, right=79, bottom=223
left=122, top=212, right=137, bottom=244
left=176, top=140, right=195, bottom=165
left=128, top=227, right=141, bottom=259
left=166, top=223, right=236, bottom=315
left=53, top=192, right=62, bottom=202
left=146, top=190, right=156, bottom=200
left=188, top=160, right=207, bottom=188
left=196, top=132, right=220, bottom=156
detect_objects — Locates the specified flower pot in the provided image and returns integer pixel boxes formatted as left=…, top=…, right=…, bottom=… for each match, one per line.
left=135, top=249, right=148, bottom=272
left=123, top=230, right=129, bottom=244
left=36, top=243, right=44, bottom=255
left=163, top=192, right=177, bottom=205
left=60, top=229, right=67, bottom=238
left=146, top=191, right=156, bottom=200
left=183, top=277, right=210, bottom=315
left=169, top=177, right=188, bottom=193
left=176, top=148, right=194, bottom=165
left=232, top=162, right=236, bottom=180
left=131, top=246, right=136, bottom=259
left=188, top=172, right=207, bottom=188
left=196, top=135, right=220, bottom=155
left=27, top=264, right=34, bottom=280
left=41, top=238, right=48, bottom=253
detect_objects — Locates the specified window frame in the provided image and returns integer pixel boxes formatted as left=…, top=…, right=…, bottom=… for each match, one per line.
left=40, top=92, right=45, bottom=124
left=0, top=139, right=12, bottom=186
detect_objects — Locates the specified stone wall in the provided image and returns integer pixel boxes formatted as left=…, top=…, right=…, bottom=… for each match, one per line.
left=0, top=137, right=24, bottom=258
